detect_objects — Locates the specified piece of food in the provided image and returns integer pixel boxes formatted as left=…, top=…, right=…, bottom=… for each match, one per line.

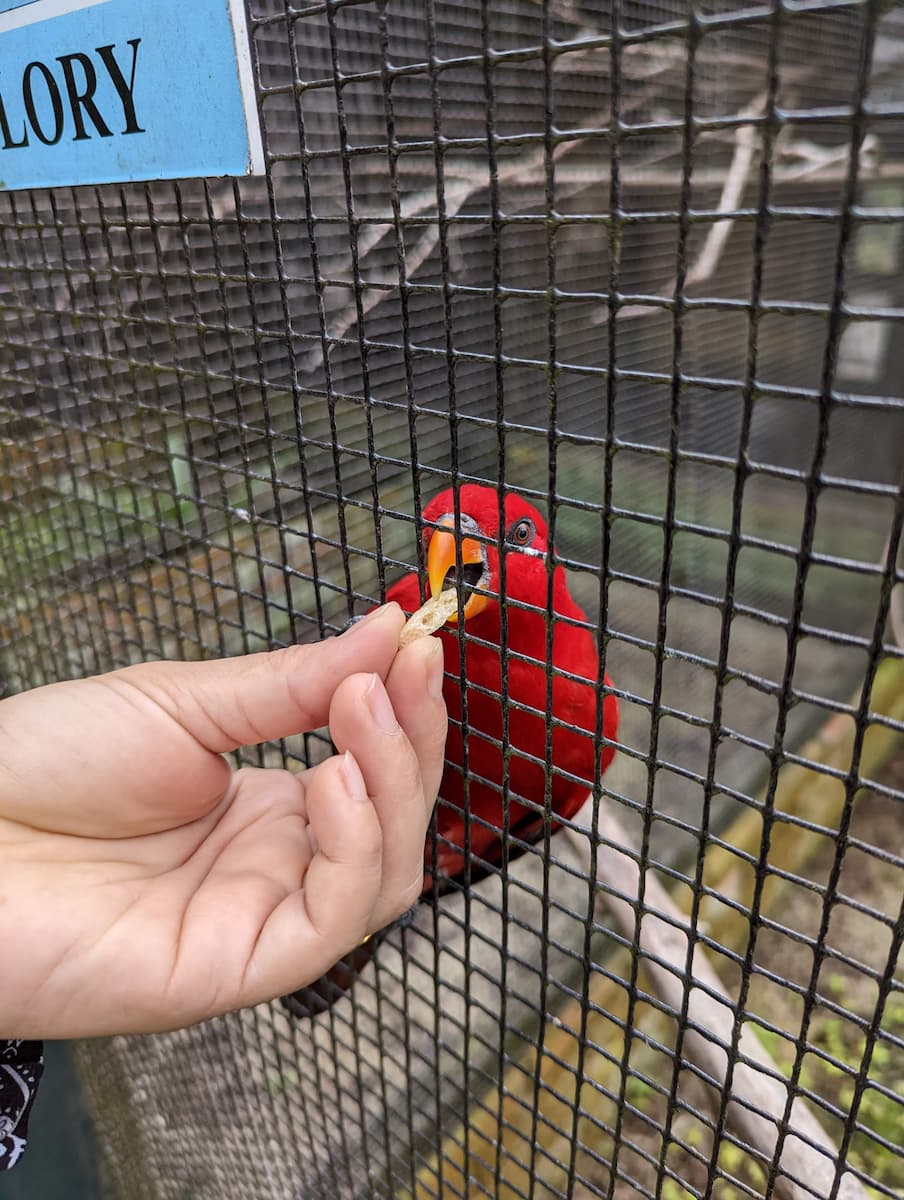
left=399, top=590, right=460, bottom=646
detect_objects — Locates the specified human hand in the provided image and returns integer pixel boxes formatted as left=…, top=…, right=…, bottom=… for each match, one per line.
left=0, top=604, right=446, bottom=1038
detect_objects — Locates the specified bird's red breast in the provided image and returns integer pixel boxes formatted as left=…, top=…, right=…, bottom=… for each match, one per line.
left=386, top=484, right=618, bottom=890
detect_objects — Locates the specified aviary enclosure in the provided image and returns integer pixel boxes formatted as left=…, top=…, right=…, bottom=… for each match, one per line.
left=0, top=1, right=902, bottom=1197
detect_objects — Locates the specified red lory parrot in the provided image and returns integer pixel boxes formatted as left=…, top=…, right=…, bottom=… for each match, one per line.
left=284, top=484, right=618, bottom=1018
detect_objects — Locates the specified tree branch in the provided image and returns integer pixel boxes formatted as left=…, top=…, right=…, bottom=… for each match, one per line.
left=564, top=795, right=867, bottom=1200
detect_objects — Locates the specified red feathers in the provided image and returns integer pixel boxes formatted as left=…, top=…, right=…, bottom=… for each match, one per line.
left=387, top=484, right=619, bottom=891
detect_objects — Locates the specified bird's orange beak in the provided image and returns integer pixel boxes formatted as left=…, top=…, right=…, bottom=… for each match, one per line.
left=427, top=519, right=490, bottom=623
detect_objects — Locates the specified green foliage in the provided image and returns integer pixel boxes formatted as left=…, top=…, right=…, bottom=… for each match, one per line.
left=797, top=976, right=904, bottom=1192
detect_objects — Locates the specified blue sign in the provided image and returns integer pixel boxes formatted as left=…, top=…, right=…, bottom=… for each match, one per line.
left=0, top=0, right=265, bottom=191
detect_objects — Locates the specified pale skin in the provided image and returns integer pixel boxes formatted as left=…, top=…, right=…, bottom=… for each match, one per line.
left=0, top=603, right=447, bottom=1039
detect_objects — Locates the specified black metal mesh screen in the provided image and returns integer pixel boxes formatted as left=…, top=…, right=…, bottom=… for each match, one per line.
left=1, top=0, right=903, bottom=1197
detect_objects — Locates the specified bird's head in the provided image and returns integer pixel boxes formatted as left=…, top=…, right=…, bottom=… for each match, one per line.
left=420, top=484, right=550, bottom=624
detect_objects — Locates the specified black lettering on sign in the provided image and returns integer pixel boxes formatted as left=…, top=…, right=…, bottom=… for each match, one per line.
left=0, top=37, right=144, bottom=152
left=57, top=52, right=112, bottom=140
left=96, top=39, right=143, bottom=135
left=23, top=61, right=64, bottom=145
left=0, top=86, right=28, bottom=149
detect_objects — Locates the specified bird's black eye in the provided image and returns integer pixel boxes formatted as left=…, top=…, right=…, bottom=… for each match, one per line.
left=507, top=518, right=535, bottom=547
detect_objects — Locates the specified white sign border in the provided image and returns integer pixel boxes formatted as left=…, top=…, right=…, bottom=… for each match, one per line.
left=227, top=0, right=265, bottom=176
left=0, top=0, right=110, bottom=36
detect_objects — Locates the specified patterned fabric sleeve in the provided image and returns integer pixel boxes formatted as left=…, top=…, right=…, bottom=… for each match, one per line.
left=0, top=1040, right=44, bottom=1171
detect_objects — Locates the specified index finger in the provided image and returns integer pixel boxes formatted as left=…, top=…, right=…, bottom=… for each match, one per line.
left=383, top=637, right=449, bottom=822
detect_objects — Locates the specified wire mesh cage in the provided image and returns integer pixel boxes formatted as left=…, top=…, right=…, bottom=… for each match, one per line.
left=1, top=0, right=902, bottom=1198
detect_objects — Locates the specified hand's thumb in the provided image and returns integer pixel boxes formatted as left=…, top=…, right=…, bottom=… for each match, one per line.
left=117, top=604, right=404, bottom=752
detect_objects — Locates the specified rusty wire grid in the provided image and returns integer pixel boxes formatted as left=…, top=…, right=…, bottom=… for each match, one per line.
left=0, top=1, right=903, bottom=1199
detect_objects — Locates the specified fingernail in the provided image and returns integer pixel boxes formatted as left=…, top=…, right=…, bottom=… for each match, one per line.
left=365, top=673, right=400, bottom=735
left=340, top=751, right=369, bottom=804
left=423, top=639, right=445, bottom=699
left=344, top=602, right=401, bottom=635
